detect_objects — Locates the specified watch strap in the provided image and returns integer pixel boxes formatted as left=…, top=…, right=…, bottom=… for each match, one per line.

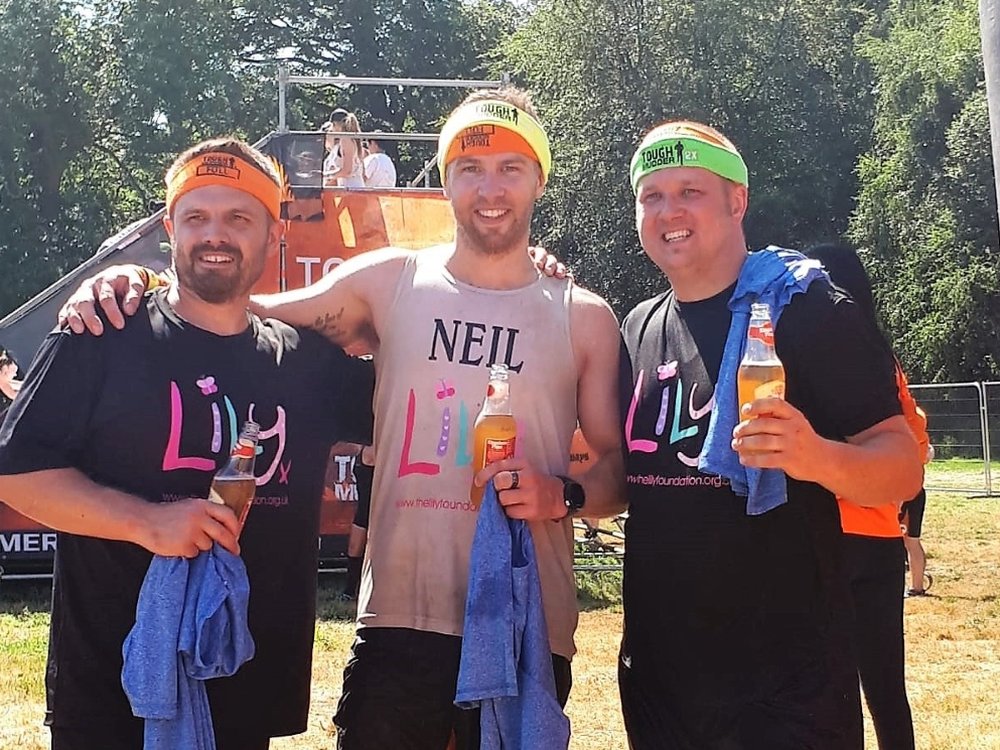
left=555, top=475, right=586, bottom=516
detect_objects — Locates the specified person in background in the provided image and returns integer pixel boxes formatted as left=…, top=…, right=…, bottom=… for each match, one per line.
left=806, top=242, right=926, bottom=750
left=323, top=108, right=365, bottom=188
left=0, top=350, right=21, bottom=401
left=343, top=444, right=374, bottom=600
left=363, top=134, right=397, bottom=188
left=286, top=148, right=325, bottom=222
left=0, top=350, right=21, bottom=423
left=901, top=447, right=933, bottom=597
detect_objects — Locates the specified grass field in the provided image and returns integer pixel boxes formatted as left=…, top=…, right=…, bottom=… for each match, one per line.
left=925, top=458, right=1000, bottom=494
left=1, top=491, right=998, bottom=749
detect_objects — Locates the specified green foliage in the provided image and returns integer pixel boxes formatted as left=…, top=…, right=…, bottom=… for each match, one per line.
left=0, top=0, right=520, bottom=320
left=499, top=0, right=882, bottom=314
left=0, top=0, right=120, bottom=316
left=575, top=568, right=623, bottom=611
left=241, top=0, right=523, bottom=182
left=850, top=0, right=999, bottom=381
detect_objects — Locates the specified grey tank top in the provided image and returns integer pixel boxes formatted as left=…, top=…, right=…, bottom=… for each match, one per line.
left=359, top=247, right=580, bottom=658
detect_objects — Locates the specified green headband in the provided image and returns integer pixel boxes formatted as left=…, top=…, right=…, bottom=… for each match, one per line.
left=630, top=136, right=748, bottom=192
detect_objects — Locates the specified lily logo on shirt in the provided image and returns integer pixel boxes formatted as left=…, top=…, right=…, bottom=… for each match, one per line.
left=161, top=379, right=288, bottom=486
left=625, top=365, right=714, bottom=467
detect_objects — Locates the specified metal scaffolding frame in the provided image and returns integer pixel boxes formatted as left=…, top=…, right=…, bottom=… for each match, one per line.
left=275, top=65, right=509, bottom=187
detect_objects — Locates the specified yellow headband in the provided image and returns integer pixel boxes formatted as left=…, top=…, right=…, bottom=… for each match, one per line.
left=166, top=152, right=284, bottom=221
left=437, top=100, right=552, bottom=185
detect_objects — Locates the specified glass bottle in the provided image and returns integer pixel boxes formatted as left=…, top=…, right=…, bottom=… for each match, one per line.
left=470, top=364, right=517, bottom=508
left=737, top=302, right=786, bottom=413
left=208, top=420, right=260, bottom=533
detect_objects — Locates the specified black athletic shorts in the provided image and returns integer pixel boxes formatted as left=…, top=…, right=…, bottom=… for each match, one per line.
left=352, top=460, right=374, bottom=530
left=50, top=723, right=142, bottom=750
left=618, top=637, right=862, bottom=750
left=899, top=488, right=926, bottom=538
left=334, top=627, right=571, bottom=750
left=50, top=723, right=270, bottom=750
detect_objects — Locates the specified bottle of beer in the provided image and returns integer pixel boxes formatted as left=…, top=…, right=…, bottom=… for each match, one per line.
left=737, top=303, right=786, bottom=414
left=471, top=364, right=517, bottom=508
left=208, top=420, right=260, bottom=534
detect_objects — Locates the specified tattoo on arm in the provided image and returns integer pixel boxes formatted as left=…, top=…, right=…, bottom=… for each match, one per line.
left=313, top=307, right=347, bottom=342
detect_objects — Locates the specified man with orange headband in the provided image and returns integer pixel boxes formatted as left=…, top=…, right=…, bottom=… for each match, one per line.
left=0, top=137, right=375, bottom=750
left=58, top=87, right=626, bottom=749
left=618, top=120, right=922, bottom=748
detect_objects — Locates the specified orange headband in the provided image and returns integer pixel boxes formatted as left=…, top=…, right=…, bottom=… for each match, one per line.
left=165, top=152, right=283, bottom=221
left=443, top=125, right=539, bottom=173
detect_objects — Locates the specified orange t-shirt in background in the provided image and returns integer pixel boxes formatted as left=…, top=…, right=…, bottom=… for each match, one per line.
left=838, top=363, right=929, bottom=537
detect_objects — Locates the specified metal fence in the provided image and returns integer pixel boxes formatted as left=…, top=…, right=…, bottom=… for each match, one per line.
left=910, top=381, right=1000, bottom=495
left=573, top=517, right=625, bottom=572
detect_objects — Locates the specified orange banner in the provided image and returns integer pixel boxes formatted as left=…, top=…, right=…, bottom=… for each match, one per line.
left=256, top=189, right=457, bottom=293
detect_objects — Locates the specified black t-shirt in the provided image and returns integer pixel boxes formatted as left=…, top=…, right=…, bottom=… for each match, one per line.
left=352, top=458, right=374, bottom=530
left=619, top=280, right=900, bottom=701
left=0, top=290, right=374, bottom=735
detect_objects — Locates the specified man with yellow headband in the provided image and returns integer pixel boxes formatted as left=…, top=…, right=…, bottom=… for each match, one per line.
left=0, top=137, right=375, bottom=750
left=299, top=87, right=622, bottom=750
left=56, top=89, right=626, bottom=749
left=619, top=121, right=922, bottom=748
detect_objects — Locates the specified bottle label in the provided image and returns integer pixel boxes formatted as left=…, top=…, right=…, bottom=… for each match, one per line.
left=754, top=380, right=786, bottom=400
left=748, top=322, right=775, bottom=346
left=232, top=440, right=255, bottom=459
left=484, top=437, right=516, bottom=464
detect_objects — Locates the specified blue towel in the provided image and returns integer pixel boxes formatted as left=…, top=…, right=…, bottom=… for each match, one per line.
left=456, top=482, right=570, bottom=750
left=122, top=543, right=255, bottom=750
left=698, top=246, right=829, bottom=515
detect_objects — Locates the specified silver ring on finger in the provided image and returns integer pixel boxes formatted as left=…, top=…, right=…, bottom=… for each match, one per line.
left=510, top=470, right=520, bottom=491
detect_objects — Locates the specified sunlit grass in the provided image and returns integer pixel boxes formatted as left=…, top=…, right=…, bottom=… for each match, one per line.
left=925, top=457, right=1000, bottom=494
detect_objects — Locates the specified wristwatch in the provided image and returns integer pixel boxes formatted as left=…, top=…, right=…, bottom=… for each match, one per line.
left=556, top=475, right=586, bottom=517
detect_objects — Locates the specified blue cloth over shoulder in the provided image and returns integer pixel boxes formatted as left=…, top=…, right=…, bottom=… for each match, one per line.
left=122, top=543, right=255, bottom=750
left=456, top=482, right=571, bottom=750
left=698, top=246, right=829, bottom=515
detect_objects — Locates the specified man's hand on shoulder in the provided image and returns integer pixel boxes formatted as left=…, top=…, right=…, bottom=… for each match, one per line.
left=58, top=265, right=151, bottom=336
left=528, top=245, right=571, bottom=279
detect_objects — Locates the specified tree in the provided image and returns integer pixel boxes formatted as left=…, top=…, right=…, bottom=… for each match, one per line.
left=850, top=0, right=999, bottom=381
left=497, top=0, right=882, bottom=315
left=246, top=0, right=524, bottom=183
left=0, top=0, right=120, bottom=317
left=0, top=0, right=517, bottom=321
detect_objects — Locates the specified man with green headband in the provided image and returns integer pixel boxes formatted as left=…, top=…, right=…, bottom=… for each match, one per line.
left=58, top=87, right=627, bottom=749
left=618, top=120, right=922, bottom=749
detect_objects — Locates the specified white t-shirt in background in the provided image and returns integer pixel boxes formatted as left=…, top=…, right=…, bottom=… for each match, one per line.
left=364, top=152, right=397, bottom=188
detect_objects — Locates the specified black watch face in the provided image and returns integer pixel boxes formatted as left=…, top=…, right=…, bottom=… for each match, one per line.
left=564, top=480, right=585, bottom=511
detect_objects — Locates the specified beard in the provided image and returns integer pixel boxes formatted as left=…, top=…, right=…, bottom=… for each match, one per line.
left=455, top=206, right=533, bottom=257
left=173, top=241, right=266, bottom=304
